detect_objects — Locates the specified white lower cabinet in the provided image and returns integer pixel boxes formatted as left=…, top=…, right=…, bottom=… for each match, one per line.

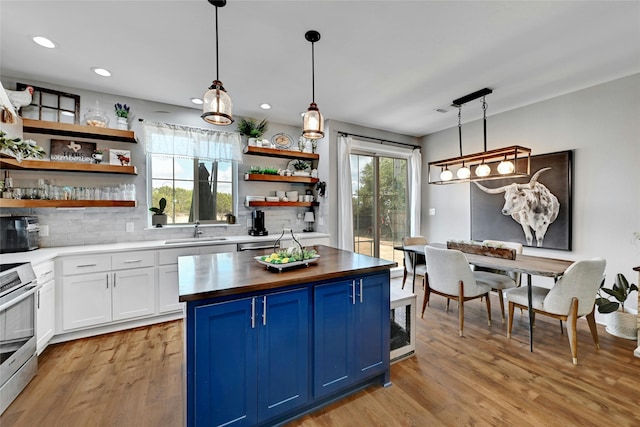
left=111, top=267, right=156, bottom=321
left=62, top=271, right=111, bottom=330
left=34, top=260, right=55, bottom=355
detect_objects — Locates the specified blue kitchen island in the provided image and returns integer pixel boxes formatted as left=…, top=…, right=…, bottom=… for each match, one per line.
left=179, top=245, right=396, bottom=427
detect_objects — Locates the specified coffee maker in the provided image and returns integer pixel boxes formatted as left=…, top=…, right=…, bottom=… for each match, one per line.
left=248, top=210, right=268, bottom=236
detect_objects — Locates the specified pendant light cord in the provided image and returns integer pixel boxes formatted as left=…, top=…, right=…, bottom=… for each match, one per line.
left=215, top=5, right=220, bottom=81
left=458, top=105, right=463, bottom=157
left=482, top=96, right=487, bottom=152
left=311, top=41, right=315, bottom=103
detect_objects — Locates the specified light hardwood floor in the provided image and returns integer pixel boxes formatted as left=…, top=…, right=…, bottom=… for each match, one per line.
left=2, top=279, right=639, bottom=427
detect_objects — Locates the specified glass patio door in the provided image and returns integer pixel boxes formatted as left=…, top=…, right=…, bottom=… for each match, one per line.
left=351, top=153, right=408, bottom=263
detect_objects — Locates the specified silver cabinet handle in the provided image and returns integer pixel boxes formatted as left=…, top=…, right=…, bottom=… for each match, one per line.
left=351, top=280, right=356, bottom=305
left=37, top=289, right=40, bottom=309
left=77, top=264, right=97, bottom=268
left=359, top=278, right=363, bottom=303
left=123, top=259, right=142, bottom=264
left=262, top=296, right=267, bottom=326
left=251, top=298, right=256, bottom=329
left=113, top=273, right=117, bottom=288
left=106, top=273, right=109, bottom=288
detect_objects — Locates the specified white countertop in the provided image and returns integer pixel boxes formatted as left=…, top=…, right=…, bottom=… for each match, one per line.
left=0, top=232, right=330, bottom=265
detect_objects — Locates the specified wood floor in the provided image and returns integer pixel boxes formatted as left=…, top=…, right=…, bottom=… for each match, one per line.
left=2, top=279, right=639, bottom=427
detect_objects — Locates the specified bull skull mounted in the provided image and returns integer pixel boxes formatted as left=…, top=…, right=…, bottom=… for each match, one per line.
left=474, top=167, right=560, bottom=247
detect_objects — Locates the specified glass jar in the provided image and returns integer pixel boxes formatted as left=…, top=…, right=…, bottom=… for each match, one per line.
left=84, top=109, right=109, bottom=127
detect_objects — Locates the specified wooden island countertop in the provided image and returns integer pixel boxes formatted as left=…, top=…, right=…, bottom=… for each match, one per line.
left=178, top=245, right=397, bottom=302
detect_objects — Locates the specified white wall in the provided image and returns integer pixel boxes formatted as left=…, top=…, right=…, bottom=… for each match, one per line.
left=421, top=73, right=640, bottom=315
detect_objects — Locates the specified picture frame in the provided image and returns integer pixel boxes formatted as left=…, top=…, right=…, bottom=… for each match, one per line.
left=470, top=150, right=572, bottom=250
left=49, top=139, right=96, bottom=163
left=109, top=149, right=131, bottom=166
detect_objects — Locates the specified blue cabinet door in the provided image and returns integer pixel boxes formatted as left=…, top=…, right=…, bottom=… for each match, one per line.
left=313, top=279, right=356, bottom=398
left=354, top=272, right=390, bottom=381
left=193, top=297, right=257, bottom=427
left=257, top=288, right=310, bottom=421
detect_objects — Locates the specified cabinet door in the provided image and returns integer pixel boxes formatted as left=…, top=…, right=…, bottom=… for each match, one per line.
left=62, top=272, right=111, bottom=330
left=354, top=273, right=390, bottom=381
left=193, top=298, right=257, bottom=427
left=257, top=288, right=309, bottom=421
left=313, top=279, right=356, bottom=398
left=36, top=279, right=55, bottom=355
left=112, top=267, right=156, bottom=321
left=157, top=265, right=184, bottom=313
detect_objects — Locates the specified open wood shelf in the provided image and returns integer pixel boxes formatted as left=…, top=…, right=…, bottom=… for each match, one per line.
left=0, top=199, right=136, bottom=208
left=0, top=158, right=137, bottom=175
left=245, top=174, right=319, bottom=184
left=23, top=118, right=136, bottom=143
left=244, top=146, right=319, bottom=160
left=247, top=201, right=319, bottom=208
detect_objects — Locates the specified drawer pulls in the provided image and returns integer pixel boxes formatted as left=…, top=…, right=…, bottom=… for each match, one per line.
left=77, top=263, right=97, bottom=268
left=123, top=259, right=143, bottom=264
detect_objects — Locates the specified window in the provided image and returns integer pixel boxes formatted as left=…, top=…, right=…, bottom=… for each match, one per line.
left=142, top=121, right=242, bottom=226
left=150, top=156, right=236, bottom=224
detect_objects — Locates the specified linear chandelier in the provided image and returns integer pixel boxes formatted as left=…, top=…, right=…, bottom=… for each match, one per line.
left=428, top=88, right=531, bottom=184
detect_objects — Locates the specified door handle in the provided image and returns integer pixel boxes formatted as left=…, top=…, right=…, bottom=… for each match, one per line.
left=359, top=278, right=363, bottom=303
left=351, top=280, right=356, bottom=305
left=262, top=295, right=267, bottom=326
left=113, top=273, right=117, bottom=288
left=106, top=273, right=109, bottom=288
left=251, top=298, right=256, bottom=329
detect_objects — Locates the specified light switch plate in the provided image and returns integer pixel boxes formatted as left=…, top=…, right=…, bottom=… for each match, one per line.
left=126, top=222, right=134, bottom=232
left=429, top=208, right=436, bottom=216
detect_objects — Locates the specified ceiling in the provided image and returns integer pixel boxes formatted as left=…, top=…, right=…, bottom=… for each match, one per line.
left=1, top=1, right=639, bottom=137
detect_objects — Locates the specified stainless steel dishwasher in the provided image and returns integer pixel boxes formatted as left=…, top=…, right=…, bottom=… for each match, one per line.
left=237, top=240, right=280, bottom=253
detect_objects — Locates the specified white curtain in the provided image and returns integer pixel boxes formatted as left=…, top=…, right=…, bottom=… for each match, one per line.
left=337, top=135, right=354, bottom=251
left=409, top=148, right=422, bottom=235
left=141, top=121, right=243, bottom=162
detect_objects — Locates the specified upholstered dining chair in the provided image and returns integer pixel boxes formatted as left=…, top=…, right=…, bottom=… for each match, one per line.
left=505, top=258, right=606, bottom=365
left=401, top=236, right=428, bottom=290
left=473, top=240, right=524, bottom=323
left=421, top=246, right=493, bottom=337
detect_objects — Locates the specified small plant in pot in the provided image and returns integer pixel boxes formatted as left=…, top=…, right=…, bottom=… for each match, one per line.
left=237, top=118, right=269, bottom=146
left=595, top=273, right=638, bottom=339
left=150, top=197, right=168, bottom=227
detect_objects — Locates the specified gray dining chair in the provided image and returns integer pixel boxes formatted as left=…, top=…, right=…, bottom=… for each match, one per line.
left=421, top=246, right=493, bottom=337
left=401, top=236, right=428, bottom=290
left=473, top=240, right=524, bottom=323
left=505, top=258, right=606, bottom=365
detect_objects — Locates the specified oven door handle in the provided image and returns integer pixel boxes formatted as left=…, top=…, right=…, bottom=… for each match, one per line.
left=0, top=284, right=41, bottom=312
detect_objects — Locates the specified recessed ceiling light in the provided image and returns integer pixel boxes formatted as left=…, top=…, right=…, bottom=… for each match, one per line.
left=191, top=98, right=203, bottom=105
left=92, top=67, right=111, bottom=77
left=260, top=103, right=271, bottom=110
left=33, top=36, right=55, bottom=49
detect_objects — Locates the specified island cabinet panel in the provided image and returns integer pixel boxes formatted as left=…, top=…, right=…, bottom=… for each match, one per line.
left=190, top=287, right=309, bottom=427
left=313, top=272, right=390, bottom=399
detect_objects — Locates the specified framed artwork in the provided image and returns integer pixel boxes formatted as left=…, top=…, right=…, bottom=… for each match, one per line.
left=50, top=139, right=96, bottom=163
left=470, top=150, right=572, bottom=250
left=109, top=149, right=131, bottom=166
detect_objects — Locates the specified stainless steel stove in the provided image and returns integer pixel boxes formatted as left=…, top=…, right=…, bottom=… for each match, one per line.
left=0, top=262, right=38, bottom=415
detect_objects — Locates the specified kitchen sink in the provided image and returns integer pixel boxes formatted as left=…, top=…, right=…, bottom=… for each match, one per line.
left=164, top=237, right=228, bottom=245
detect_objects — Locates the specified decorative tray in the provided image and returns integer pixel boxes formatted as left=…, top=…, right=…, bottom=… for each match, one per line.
left=254, top=255, right=320, bottom=272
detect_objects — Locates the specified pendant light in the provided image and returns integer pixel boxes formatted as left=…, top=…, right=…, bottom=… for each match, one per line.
left=455, top=106, right=471, bottom=179
left=201, top=0, right=233, bottom=125
left=302, top=30, right=324, bottom=139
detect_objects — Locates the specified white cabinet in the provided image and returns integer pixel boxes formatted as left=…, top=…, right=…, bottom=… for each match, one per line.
left=61, top=251, right=157, bottom=331
left=157, top=244, right=236, bottom=314
left=34, top=260, right=55, bottom=355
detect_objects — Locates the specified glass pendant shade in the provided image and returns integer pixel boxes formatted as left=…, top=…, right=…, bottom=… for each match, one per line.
left=497, top=159, right=515, bottom=174
left=302, top=103, right=324, bottom=139
left=456, top=165, right=471, bottom=179
left=475, top=163, right=491, bottom=177
left=440, top=168, right=453, bottom=181
left=202, top=80, right=233, bottom=125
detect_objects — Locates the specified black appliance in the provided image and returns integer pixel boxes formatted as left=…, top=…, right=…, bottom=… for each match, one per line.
left=248, top=210, right=268, bottom=236
left=0, top=216, right=40, bottom=253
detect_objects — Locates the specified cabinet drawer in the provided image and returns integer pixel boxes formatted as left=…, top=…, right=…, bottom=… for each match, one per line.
left=158, top=247, right=201, bottom=265
left=33, top=259, right=55, bottom=284
left=111, top=251, right=156, bottom=270
left=62, top=255, right=111, bottom=275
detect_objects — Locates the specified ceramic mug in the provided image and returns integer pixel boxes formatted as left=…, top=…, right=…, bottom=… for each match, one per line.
left=305, top=195, right=314, bottom=202
left=298, top=195, right=305, bottom=202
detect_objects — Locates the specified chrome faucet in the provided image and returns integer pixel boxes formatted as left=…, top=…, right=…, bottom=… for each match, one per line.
left=194, top=221, right=203, bottom=238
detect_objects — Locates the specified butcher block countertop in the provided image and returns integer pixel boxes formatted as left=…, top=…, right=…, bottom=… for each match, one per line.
left=178, top=245, right=397, bottom=302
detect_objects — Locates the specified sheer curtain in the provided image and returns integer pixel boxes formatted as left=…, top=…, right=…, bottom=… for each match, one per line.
left=141, top=121, right=243, bottom=162
left=409, top=148, right=422, bottom=235
left=337, top=135, right=354, bottom=251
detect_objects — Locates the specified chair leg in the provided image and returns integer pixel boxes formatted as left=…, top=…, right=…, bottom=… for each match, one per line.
left=458, top=281, right=464, bottom=337
left=421, top=275, right=431, bottom=319
left=402, top=267, right=407, bottom=289
left=485, top=292, right=492, bottom=327
left=446, top=299, right=450, bottom=312
left=566, top=298, right=579, bottom=365
left=507, top=301, right=515, bottom=338
left=585, top=309, right=600, bottom=350
left=559, top=320, right=564, bottom=335
left=497, top=289, right=505, bottom=323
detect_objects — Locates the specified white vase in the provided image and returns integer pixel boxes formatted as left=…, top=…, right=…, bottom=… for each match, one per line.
left=117, top=117, right=128, bottom=130
left=605, top=310, right=638, bottom=340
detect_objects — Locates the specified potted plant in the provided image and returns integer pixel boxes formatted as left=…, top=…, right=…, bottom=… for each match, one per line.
left=237, top=118, right=268, bottom=146
left=149, top=197, right=168, bottom=227
left=92, top=149, right=104, bottom=164
left=114, top=103, right=130, bottom=130
left=595, top=273, right=638, bottom=339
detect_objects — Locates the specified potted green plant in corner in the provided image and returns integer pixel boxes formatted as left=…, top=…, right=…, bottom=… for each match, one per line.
left=595, top=273, right=638, bottom=339
left=237, top=118, right=268, bottom=147
left=150, top=197, right=167, bottom=227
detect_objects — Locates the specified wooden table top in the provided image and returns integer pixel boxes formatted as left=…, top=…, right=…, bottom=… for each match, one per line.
left=178, top=245, right=397, bottom=302
left=401, top=243, right=574, bottom=278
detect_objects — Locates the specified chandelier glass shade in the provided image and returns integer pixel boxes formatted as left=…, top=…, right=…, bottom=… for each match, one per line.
left=302, top=30, right=324, bottom=139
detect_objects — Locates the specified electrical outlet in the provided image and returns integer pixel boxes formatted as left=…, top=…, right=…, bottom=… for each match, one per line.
left=126, top=222, right=134, bottom=232
left=319, top=215, right=324, bottom=226
left=429, top=208, right=436, bottom=216
left=40, top=224, right=49, bottom=237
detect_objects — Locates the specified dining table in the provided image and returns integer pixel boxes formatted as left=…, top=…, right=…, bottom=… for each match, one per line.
left=397, top=242, right=574, bottom=351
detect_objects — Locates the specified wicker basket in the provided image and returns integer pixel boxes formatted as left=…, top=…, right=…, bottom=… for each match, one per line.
left=605, top=310, right=638, bottom=340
